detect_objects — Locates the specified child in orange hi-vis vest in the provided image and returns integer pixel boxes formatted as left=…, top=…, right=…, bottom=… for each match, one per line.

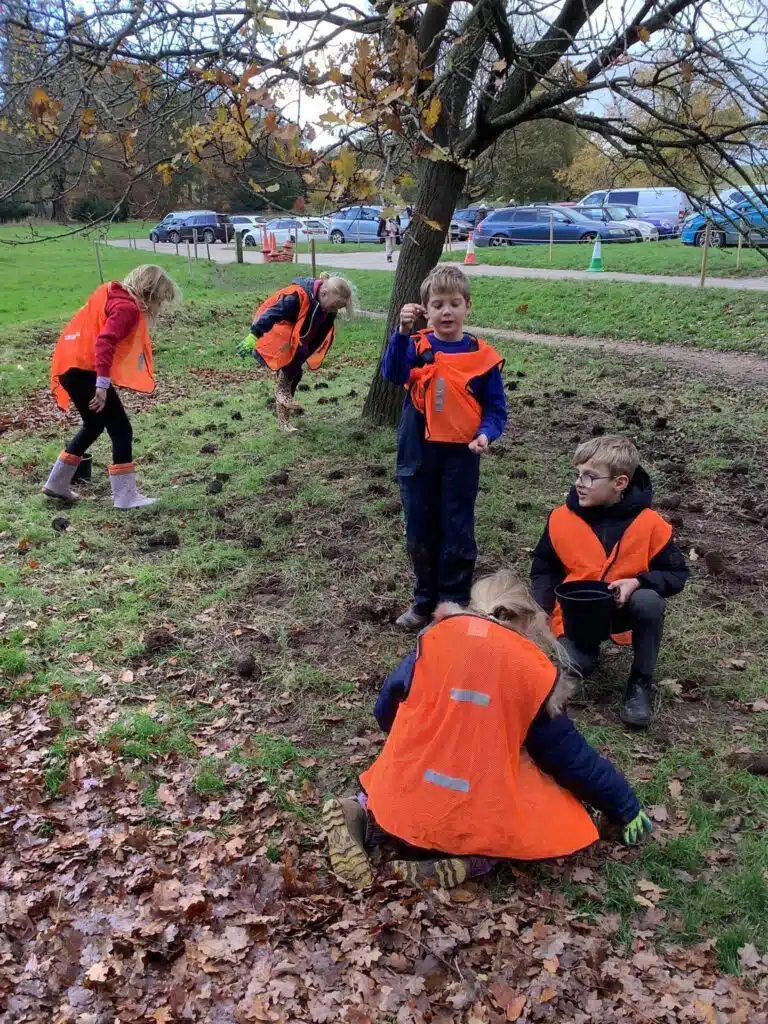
left=531, top=435, right=689, bottom=729
left=323, top=571, right=651, bottom=890
left=44, top=265, right=180, bottom=509
left=382, top=265, right=507, bottom=630
left=237, top=274, right=354, bottom=432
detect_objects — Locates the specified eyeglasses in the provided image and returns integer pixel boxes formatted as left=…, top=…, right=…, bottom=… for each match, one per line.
left=574, top=471, right=613, bottom=487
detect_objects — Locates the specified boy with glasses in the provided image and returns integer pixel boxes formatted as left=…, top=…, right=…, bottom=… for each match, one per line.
left=531, top=436, right=688, bottom=728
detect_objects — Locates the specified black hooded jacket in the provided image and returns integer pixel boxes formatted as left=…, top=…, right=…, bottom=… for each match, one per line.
left=531, top=467, right=689, bottom=614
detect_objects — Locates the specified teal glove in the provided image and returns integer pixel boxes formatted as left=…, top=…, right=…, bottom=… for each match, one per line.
left=622, top=810, right=653, bottom=845
left=237, top=333, right=255, bottom=359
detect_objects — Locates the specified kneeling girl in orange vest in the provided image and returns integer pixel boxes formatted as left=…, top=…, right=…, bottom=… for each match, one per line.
left=323, top=570, right=651, bottom=889
left=44, top=266, right=181, bottom=509
left=237, top=274, right=354, bottom=432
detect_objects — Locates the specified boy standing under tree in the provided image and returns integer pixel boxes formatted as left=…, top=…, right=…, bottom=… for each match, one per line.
left=383, top=266, right=507, bottom=630
left=531, top=436, right=689, bottom=728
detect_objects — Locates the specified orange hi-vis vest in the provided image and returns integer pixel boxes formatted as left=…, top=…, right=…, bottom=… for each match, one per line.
left=50, top=283, right=153, bottom=411
left=548, top=505, right=673, bottom=645
left=360, top=614, right=599, bottom=860
left=406, top=330, right=504, bottom=443
left=252, top=282, right=334, bottom=372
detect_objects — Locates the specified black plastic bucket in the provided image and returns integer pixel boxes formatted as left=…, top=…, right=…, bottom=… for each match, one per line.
left=72, top=453, right=92, bottom=484
left=554, top=580, right=615, bottom=646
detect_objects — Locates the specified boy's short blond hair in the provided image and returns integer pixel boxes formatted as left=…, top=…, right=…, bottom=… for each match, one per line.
left=573, top=435, right=639, bottom=478
left=420, top=265, right=471, bottom=305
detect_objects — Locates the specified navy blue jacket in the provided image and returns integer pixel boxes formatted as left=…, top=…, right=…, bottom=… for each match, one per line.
left=531, top=467, right=689, bottom=614
left=250, top=277, right=336, bottom=371
left=374, top=650, right=639, bottom=825
left=382, top=330, right=507, bottom=476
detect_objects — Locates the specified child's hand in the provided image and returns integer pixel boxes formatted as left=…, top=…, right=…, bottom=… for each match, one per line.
left=622, top=809, right=652, bottom=845
left=399, top=303, right=426, bottom=333
left=468, top=433, right=489, bottom=454
left=236, top=334, right=255, bottom=359
left=608, top=578, right=640, bottom=607
left=89, top=387, right=107, bottom=413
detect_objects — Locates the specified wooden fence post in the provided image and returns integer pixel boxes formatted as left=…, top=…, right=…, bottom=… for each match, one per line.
left=549, top=214, right=554, bottom=265
left=698, top=221, right=711, bottom=288
left=186, top=240, right=193, bottom=280
left=311, top=238, right=317, bottom=277
left=736, top=231, right=743, bottom=271
left=193, top=228, right=198, bottom=261
left=235, top=231, right=244, bottom=264
left=94, top=242, right=104, bottom=283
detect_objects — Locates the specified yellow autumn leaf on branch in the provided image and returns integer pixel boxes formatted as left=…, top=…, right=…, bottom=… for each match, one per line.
left=28, top=88, right=51, bottom=121
left=637, top=26, right=651, bottom=42
left=266, top=183, right=280, bottom=192
left=573, top=68, right=589, bottom=87
left=79, top=109, right=97, bottom=137
left=424, top=217, right=443, bottom=231
left=422, top=95, right=441, bottom=131
left=331, top=148, right=357, bottom=182
left=248, top=179, right=265, bottom=193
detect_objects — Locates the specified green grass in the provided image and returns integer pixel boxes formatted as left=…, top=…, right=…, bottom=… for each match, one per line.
left=443, top=238, right=768, bottom=278
left=3, top=224, right=768, bottom=355
left=1, top=229, right=767, bottom=972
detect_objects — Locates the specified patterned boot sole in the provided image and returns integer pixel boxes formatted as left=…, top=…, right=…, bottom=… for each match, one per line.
left=390, top=857, right=469, bottom=889
left=322, top=799, right=374, bottom=888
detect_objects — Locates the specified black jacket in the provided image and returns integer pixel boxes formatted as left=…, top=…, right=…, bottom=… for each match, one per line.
left=531, top=467, right=689, bottom=614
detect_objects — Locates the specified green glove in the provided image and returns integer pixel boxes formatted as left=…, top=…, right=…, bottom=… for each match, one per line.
left=622, top=810, right=653, bottom=845
left=236, top=333, right=255, bottom=359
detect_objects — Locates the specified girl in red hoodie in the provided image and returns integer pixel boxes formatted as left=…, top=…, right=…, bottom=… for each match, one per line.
left=43, top=265, right=180, bottom=509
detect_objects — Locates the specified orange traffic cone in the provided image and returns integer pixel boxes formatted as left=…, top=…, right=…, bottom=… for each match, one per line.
left=464, top=230, right=477, bottom=266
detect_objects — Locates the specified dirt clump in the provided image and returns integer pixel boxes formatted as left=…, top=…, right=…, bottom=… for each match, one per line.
left=148, top=530, right=180, bottom=548
left=206, top=479, right=223, bottom=494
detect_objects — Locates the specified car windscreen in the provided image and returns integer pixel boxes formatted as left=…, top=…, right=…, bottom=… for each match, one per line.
left=564, top=209, right=596, bottom=223
left=603, top=206, right=633, bottom=221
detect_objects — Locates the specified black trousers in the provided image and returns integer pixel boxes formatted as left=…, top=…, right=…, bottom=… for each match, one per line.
left=560, top=588, right=665, bottom=680
left=60, top=369, right=133, bottom=465
left=398, top=445, right=480, bottom=616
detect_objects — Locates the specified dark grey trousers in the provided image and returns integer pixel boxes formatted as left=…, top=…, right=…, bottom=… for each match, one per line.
left=560, top=588, right=665, bottom=679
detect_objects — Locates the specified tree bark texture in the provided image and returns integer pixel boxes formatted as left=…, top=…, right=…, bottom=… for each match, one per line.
left=362, top=157, right=467, bottom=426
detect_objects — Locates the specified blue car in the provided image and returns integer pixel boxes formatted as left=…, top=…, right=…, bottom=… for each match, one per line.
left=474, top=206, right=632, bottom=246
left=327, top=206, right=410, bottom=244
left=681, top=196, right=768, bottom=247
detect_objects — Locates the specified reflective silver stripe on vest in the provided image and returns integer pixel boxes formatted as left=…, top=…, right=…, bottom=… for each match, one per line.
left=450, top=688, right=490, bottom=706
left=434, top=376, right=445, bottom=412
left=424, top=769, right=470, bottom=792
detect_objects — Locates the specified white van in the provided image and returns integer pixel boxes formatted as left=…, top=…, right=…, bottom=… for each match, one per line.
left=579, top=187, right=693, bottom=221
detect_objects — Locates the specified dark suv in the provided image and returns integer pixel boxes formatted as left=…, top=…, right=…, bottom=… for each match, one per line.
left=149, top=211, right=233, bottom=244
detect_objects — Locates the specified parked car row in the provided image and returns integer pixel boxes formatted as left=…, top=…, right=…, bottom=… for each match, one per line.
left=474, top=205, right=635, bottom=246
left=242, top=217, right=328, bottom=247
left=147, top=184, right=768, bottom=254
left=149, top=211, right=233, bottom=244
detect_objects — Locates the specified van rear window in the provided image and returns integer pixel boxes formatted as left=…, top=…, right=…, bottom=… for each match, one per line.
left=608, top=190, right=639, bottom=204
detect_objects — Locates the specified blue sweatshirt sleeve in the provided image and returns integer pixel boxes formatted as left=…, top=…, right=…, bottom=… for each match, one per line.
left=524, top=708, right=640, bottom=825
left=251, top=292, right=300, bottom=338
left=382, top=330, right=417, bottom=387
left=373, top=651, right=417, bottom=732
left=472, top=366, right=508, bottom=443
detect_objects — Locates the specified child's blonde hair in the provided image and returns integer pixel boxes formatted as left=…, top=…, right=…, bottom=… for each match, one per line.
left=420, top=265, right=471, bottom=305
left=318, top=273, right=355, bottom=315
left=434, top=571, right=574, bottom=712
left=573, top=435, right=639, bottom=479
left=122, top=265, right=181, bottom=313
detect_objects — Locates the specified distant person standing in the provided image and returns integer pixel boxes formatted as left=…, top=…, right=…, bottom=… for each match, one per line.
left=384, top=216, right=398, bottom=262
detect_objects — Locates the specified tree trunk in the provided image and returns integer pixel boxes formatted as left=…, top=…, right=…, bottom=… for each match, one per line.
left=362, top=157, right=467, bottom=426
